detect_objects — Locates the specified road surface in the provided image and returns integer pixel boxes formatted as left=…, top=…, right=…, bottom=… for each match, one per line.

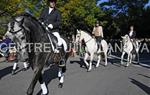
left=0, top=54, right=150, bottom=95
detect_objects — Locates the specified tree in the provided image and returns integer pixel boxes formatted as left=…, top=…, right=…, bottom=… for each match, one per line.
left=0, top=0, right=46, bottom=35
left=98, top=0, right=149, bottom=38
left=57, top=0, right=106, bottom=36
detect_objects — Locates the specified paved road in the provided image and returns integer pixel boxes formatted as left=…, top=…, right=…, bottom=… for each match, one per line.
left=0, top=54, right=150, bottom=95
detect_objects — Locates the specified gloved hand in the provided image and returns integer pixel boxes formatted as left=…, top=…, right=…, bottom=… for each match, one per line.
left=48, top=24, right=53, bottom=29
left=41, top=22, right=44, bottom=25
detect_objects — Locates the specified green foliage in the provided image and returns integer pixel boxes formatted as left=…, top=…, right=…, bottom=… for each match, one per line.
left=0, top=0, right=150, bottom=38
left=58, top=0, right=106, bottom=35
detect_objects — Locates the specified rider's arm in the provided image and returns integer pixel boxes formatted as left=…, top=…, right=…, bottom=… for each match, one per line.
left=99, top=26, right=104, bottom=38
left=51, top=10, right=61, bottom=29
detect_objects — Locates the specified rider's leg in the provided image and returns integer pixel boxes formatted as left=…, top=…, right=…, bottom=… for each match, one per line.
left=52, top=32, right=63, bottom=53
left=99, top=37, right=102, bottom=50
left=95, top=36, right=100, bottom=50
left=60, top=38, right=67, bottom=52
left=52, top=32, right=62, bottom=46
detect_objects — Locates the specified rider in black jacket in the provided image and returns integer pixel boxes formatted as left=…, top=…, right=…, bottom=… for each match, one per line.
left=39, top=0, right=61, bottom=53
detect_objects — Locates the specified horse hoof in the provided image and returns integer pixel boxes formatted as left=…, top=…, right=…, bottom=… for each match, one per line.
left=11, top=70, right=15, bottom=75
left=27, top=89, right=33, bottom=95
left=95, top=66, right=99, bottom=68
left=58, top=83, right=63, bottom=88
left=84, top=65, right=88, bottom=70
left=87, top=69, right=91, bottom=72
left=125, top=64, right=129, bottom=67
left=104, top=64, right=107, bottom=67
left=22, top=68, right=28, bottom=71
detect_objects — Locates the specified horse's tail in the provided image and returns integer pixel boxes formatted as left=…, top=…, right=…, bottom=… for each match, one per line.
left=101, top=39, right=108, bottom=54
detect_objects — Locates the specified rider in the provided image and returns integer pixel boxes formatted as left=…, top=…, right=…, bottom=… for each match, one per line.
left=92, top=20, right=104, bottom=50
left=39, top=0, right=62, bottom=53
left=128, top=25, right=136, bottom=48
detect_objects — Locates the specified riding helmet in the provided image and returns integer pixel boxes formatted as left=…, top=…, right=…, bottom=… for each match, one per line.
left=48, top=0, right=57, bottom=3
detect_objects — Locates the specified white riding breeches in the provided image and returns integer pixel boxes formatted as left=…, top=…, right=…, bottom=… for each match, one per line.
left=52, top=32, right=67, bottom=51
left=52, top=32, right=62, bottom=46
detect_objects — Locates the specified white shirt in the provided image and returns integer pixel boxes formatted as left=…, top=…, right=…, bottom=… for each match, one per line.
left=129, top=31, right=133, bottom=37
left=49, top=7, right=53, bottom=14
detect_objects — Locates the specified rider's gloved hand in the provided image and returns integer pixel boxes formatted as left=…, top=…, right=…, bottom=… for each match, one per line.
left=45, top=27, right=49, bottom=31
left=48, top=24, right=53, bottom=29
left=41, top=22, right=44, bottom=25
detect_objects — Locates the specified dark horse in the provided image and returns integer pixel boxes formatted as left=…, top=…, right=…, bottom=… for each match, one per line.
left=5, top=13, right=71, bottom=95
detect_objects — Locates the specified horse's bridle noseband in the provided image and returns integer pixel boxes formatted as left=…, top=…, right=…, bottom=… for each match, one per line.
left=9, top=28, right=23, bottom=34
left=9, top=17, right=25, bottom=34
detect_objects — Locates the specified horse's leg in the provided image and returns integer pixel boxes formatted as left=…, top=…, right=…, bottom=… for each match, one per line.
left=137, top=52, right=140, bottom=64
left=23, top=61, right=28, bottom=71
left=27, top=64, right=44, bottom=95
left=96, top=54, right=101, bottom=68
left=84, top=53, right=89, bottom=68
left=88, top=53, right=94, bottom=72
left=39, top=73, right=48, bottom=95
left=58, top=67, right=65, bottom=88
left=126, top=53, right=132, bottom=67
left=104, top=52, right=108, bottom=66
left=12, top=59, right=19, bottom=75
left=121, top=52, right=125, bottom=65
left=130, top=54, right=132, bottom=65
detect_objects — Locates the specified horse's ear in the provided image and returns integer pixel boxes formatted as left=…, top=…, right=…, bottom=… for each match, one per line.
left=15, top=16, right=24, bottom=22
left=77, top=29, right=79, bottom=33
left=15, top=16, right=24, bottom=26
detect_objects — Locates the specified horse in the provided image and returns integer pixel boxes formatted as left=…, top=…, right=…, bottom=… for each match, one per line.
left=75, top=29, right=108, bottom=72
left=121, top=34, right=139, bottom=67
left=5, top=13, right=71, bottom=95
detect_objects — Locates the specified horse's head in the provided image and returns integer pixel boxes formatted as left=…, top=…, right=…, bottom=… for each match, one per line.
left=121, top=34, right=130, bottom=45
left=75, top=29, right=83, bottom=43
left=5, top=16, right=26, bottom=42
left=5, top=15, right=28, bottom=61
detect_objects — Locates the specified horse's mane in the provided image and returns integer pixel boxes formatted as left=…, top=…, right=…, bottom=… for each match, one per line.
left=80, top=30, right=92, bottom=38
left=14, top=12, right=38, bottom=22
left=14, top=12, right=47, bottom=33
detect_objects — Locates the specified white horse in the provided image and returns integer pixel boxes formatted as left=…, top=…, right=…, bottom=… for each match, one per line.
left=121, top=34, right=139, bottom=66
left=76, top=30, right=108, bottom=71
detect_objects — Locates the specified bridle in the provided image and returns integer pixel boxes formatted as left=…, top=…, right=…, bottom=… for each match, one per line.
left=77, top=31, right=93, bottom=44
left=8, top=18, right=27, bottom=51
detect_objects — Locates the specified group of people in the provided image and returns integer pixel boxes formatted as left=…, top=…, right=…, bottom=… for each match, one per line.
left=92, top=22, right=136, bottom=50
left=39, top=0, right=136, bottom=53
left=0, top=0, right=137, bottom=59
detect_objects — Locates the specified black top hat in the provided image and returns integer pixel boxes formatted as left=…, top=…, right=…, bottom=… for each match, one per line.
left=48, top=0, right=57, bottom=3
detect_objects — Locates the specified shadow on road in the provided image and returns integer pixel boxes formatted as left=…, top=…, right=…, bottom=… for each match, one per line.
left=70, top=58, right=87, bottom=69
left=130, top=78, right=150, bottom=95
left=0, top=66, right=12, bottom=79
left=138, top=74, right=150, bottom=79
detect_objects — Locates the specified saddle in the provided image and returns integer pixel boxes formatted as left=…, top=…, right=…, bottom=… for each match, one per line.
left=41, top=22, right=66, bottom=53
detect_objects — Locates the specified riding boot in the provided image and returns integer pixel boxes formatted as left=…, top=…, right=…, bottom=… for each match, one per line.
left=59, top=59, right=66, bottom=68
